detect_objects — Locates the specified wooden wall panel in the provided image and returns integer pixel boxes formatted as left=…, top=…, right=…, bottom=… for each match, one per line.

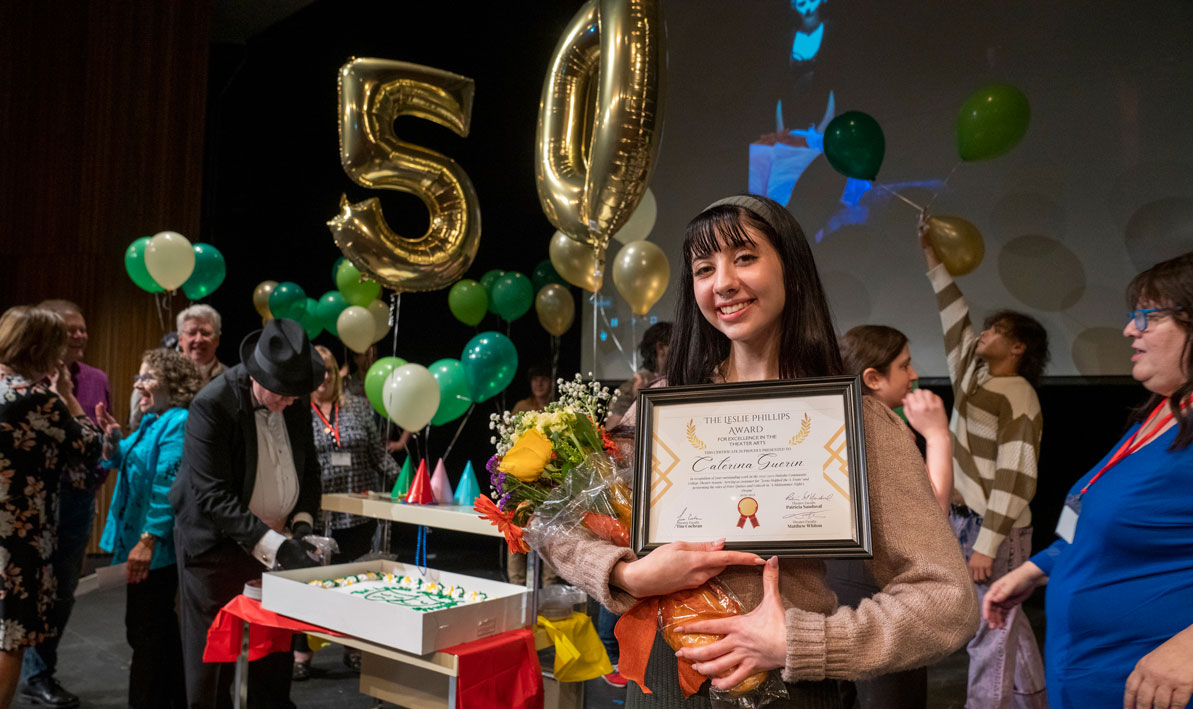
left=0, top=0, right=212, bottom=551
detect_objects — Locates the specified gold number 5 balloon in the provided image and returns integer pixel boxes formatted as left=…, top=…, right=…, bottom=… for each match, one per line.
left=535, top=0, right=665, bottom=259
left=328, top=59, right=482, bottom=292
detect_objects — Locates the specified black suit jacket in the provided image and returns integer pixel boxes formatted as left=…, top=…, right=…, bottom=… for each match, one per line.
left=169, top=363, right=322, bottom=558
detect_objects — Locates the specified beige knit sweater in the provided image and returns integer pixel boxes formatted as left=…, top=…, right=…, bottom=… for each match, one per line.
left=534, top=396, right=978, bottom=683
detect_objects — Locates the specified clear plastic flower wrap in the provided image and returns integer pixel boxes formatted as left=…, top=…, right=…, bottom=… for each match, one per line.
left=524, top=453, right=787, bottom=707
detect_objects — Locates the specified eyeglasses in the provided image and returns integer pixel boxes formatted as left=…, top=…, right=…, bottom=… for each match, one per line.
left=133, top=373, right=156, bottom=384
left=1126, top=307, right=1185, bottom=332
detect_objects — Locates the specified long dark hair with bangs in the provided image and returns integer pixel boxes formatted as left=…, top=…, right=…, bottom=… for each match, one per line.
left=1126, top=251, right=1193, bottom=451
left=663, top=195, right=843, bottom=386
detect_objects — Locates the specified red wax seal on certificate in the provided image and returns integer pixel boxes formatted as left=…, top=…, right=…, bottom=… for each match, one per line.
left=736, top=497, right=760, bottom=528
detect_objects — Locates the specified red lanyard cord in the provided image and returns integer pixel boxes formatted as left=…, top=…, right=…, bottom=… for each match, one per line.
left=1080, top=400, right=1177, bottom=496
left=311, top=402, right=340, bottom=448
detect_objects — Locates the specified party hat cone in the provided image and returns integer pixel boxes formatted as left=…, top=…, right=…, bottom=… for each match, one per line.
left=392, top=456, right=414, bottom=499
left=453, top=460, right=481, bottom=506
left=405, top=458, right=435, bottom=504
left=430, top=458, right=454, bottom=504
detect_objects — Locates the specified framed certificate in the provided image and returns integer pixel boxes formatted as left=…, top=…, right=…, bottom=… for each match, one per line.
left=630, top=376, right=871, bottom=558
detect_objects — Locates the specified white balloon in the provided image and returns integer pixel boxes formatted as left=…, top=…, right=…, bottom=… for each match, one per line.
left=612, top=188, right=657, bottom=244
left=144, top=231, right=195, bottom=291
left=337, top=306, right=374, bottom=353
left=367, top=298, right=390, bottom=343
left=382, top=363, right=441, bottom=431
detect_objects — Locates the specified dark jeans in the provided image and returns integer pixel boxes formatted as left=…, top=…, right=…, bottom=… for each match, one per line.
left=22, top=486, right=95, bottom=681
left=597, top=606, right=620, bottom=666
left=127, top=565, right=186, bottom=708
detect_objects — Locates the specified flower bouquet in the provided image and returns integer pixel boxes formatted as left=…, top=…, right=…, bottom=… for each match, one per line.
left=475, top=375, right=785, bottom=707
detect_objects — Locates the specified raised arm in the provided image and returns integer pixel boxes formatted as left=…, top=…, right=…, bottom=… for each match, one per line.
left=901, top=389, right=953, bottom=514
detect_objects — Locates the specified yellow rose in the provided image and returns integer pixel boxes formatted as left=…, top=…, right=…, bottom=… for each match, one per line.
left=498, top=428, right=553, bottom=482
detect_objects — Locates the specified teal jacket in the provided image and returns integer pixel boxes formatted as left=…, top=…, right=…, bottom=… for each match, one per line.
left=100, top=407, right=187, bottom=569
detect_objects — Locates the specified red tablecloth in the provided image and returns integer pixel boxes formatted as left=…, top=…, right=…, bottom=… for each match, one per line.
left=203, top=595, right=543, bottom=709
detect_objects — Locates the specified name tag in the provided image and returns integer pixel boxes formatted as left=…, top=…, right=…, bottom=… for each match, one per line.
left=1055, top=495, right=1080, bottom=543
left=331, top=451, right=352, bottom=468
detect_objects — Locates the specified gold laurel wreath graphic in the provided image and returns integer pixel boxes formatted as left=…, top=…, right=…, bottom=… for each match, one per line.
left=686, top=419, right=706, bottom=450
left=789, top=413, right=811, bottom=446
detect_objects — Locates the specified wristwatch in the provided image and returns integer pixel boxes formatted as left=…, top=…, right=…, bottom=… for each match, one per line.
left=139, top=532, right=158, bottom=548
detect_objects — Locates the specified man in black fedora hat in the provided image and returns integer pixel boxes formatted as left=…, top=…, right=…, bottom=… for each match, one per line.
left=170, top=318, right=326, bottom=709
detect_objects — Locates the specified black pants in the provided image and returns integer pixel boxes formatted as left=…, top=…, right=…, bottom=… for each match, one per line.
left=330, top=520, right=377, bottom=564
left=824, top=560, right=927, bottom=709
left=127, top=564, right=186, bottom=709
left=176, top=537, right=295, bottom=709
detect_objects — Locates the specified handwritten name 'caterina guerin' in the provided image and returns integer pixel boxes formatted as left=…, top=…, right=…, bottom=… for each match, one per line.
left=691, top=453, right=806, bottom=472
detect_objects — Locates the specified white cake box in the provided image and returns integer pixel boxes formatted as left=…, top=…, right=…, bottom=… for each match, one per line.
left=262, top=560, right=529, bottom=655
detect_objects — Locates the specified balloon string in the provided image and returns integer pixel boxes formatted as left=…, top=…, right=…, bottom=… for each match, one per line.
left=384, top=292, right=401, bottom=446
left=877, top=183, right=924, bottom=212
left=630, top=316, right=639, bottom=373
left=423, top=424, right=432, bottom=466
left=597, top=301, right=635, bottom=373
left=415, top=525, right=428, bottom=576
left=925, top=160, right=963, bottom=213
left=442, top=403, right=475, bottom=461
left=591, top=290, right=599, bottom=379
left=153, top=293, right=166, bottom=333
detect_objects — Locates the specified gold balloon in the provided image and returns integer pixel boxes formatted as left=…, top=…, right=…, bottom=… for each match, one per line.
left=252, top=280, right=278, bottom=319
left=328, top=58, right=482, bottom=292
left=535, top=0, right=665, bottom=254
left=367, top=298, right=391, bottom=343
left=927, top=216, right=986, bottom=277
left=550, top=230, right=603, bottom=292
left=612, top=240, right=670, bottom=315
left=535, top=284, right=576, bottom=336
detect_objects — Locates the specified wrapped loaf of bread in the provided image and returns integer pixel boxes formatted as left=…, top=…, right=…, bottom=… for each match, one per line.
left=660, top=582, right=767, bottom=696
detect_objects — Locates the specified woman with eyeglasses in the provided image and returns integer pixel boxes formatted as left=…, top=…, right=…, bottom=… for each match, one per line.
left=96, top=348, right=201, bottom=709
left=983, top=251, right=1193, bottom=708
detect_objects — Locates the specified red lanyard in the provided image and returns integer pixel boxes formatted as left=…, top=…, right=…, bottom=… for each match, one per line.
left=1080, top=401, right=1176, bottom=496
left=311, top=402, right=340, bottom=448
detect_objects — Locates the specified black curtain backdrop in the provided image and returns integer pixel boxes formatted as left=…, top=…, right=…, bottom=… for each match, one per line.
left=201, top=1, right=586, bottom=493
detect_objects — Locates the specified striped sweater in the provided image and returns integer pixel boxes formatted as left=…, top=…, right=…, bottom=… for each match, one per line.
left=929, top=264, right=1043, bottom=558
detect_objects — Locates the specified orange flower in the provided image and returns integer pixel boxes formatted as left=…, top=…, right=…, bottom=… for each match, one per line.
left=474, top=495, right=530, bottom=554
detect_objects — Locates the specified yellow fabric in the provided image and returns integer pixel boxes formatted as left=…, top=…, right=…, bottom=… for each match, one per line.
left=536, top=612, right=613, bottom=682
left=306, top=633, right=333, bottom=652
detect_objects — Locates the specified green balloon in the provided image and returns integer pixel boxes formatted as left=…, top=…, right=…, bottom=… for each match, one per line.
left=429, top=358, right=472, bottom=426
left=124, top=237, right=164, bottom=293
left=479, top=269, right=505, bottom=313
left=269, top=282, right=306, bottom=320
left=269, top=280, right=307, bottom=319
left=315, top=290, right=348, bottom=337
left=296, top=297, right=322, bottom=340
left=823, top=111, right=885, bottom=181
left=365, top=356, right=407, bottom=418
left=957, top=83, right=1030, bottom=162
left=461, top=331, right=518, bottom=403
left=182, top=243, right=226, bottom=300
left=531, top=259, right=566, bottom=291
left=490, top=272, right=533, bottom=321
left=449, top=279, right=488, bottom=326
left=336, top=260, right=382, bottom=307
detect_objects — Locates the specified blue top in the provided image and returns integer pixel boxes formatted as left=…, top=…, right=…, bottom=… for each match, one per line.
left=1029, top=422, right=1193, bottom=707
left=100, top=407, right=188, bottom=569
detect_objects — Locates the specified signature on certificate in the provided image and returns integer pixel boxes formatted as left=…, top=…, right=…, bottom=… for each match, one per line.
left=675, top=506, right=704, bottom=528
left=783, top=509, right=828, bottom=520
left=786, top=491, right=835, bottom=502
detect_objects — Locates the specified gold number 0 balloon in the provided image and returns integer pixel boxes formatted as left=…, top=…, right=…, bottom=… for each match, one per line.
left=328, top=59, right=482, bottom=292
left=535, top=0, right=665, bottom=257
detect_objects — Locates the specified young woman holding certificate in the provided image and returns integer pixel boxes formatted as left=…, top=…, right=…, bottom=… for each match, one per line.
left=983, top=252, right=1193, bottom=708
left=534, top=194, right=977, bottom=707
